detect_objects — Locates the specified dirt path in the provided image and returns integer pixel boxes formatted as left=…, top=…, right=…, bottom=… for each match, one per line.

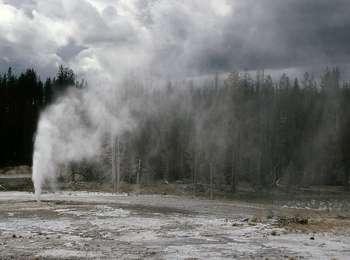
left=0, top=191, right=349, bottom=259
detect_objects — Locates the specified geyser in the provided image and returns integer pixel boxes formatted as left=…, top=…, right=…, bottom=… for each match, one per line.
left=31, top=0, right=234, bottom=199
left=32, top=87, right=133, bottom=200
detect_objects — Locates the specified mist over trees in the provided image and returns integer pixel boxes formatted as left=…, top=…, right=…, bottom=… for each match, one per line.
left=108, top=68, right=350, bottom=192
left=1, top=66, right=350, bottom=191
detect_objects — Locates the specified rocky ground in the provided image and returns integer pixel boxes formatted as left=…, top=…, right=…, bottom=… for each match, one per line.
left=0, top=191, right=350, bottom=259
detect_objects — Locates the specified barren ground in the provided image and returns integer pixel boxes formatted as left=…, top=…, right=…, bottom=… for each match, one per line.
left=0, top=191, right=350, bottom=259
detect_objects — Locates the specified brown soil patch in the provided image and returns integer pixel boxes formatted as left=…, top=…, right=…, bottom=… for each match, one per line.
left=277, top=215, right=350, bottom=234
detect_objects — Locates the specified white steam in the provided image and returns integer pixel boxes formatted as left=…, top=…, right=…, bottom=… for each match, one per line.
left=32, top=87, right=133, bottom=200
left=31, top=0, right=233, bottom=199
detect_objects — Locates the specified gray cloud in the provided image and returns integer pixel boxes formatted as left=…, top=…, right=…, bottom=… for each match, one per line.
left=57, top=40, right=87, bottom=62
left=0, top=0, right=350, bottom=80
left=189, top=0, right=350, bottom=74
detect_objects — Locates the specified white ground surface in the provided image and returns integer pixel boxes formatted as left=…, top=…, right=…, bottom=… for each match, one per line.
left=0, top=191, right=349, bottom=259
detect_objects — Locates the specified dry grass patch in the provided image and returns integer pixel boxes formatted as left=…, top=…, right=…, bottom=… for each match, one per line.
left=276, top=215, right=350, bottom=234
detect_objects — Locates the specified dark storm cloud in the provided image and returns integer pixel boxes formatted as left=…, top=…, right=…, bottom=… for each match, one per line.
left=190, top=0, right=350, bottom=74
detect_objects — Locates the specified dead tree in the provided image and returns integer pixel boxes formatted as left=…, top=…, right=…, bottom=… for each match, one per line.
left=136, top=158, right=141, bottom=185
left=192, top=149, right=197, bottom=196
left=112, top=135, right=121, bottom=193
left=209, top=161, right=214, bottom=200
left=231, top=150, right=237, bottom=193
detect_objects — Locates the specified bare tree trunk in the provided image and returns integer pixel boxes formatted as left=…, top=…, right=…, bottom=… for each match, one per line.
left=137, top=159, right=141, bottom=185
left=112, top=136, right=120, bottom=193
left=165, top=156, right=170, bottom=183
left=231, top=150, right=237, bottom=193
left=111, top=136, right=116, bottom=193
left=231, top=128, right=241, bottom=193
left=256, top=151, right=262, bottom=191
left=209, top=162, right=214, bottom=200
left=71, top=164, right=75, bottom=183
left=116, top=137, right=120, bottom=193
left=272, top=164, right=280, bottom=188
left=192, top=150, right=197, bottom=196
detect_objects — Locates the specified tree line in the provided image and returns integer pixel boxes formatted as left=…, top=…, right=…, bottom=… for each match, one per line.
left=1, top=66, right=350, bottom=192
left=108, top=68, right=350, bottom=192
left=0, top=66, right=79, bottom=166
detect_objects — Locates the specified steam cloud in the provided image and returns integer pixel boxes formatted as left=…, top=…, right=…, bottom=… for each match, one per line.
left=32, top=86, right=135, bottom=199
left=27, top=0, right=236, bottom=199
left=1, top=0, right=350, bottom=197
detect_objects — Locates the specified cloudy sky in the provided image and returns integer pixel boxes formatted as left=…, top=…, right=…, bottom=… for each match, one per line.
left=1, top=0, right=350, bottom=82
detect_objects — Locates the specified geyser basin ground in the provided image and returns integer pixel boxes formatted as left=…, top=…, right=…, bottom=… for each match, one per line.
left=0, top=192, right=350, bottom=259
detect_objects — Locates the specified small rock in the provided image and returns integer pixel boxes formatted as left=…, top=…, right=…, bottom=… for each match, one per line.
left=310, top=236, right=315, bottom=240
left=271, top=230, right=278, bottom=236
left=12, top=234, right=16, bottom=238
left=295, top=217, right=308, bottom=225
